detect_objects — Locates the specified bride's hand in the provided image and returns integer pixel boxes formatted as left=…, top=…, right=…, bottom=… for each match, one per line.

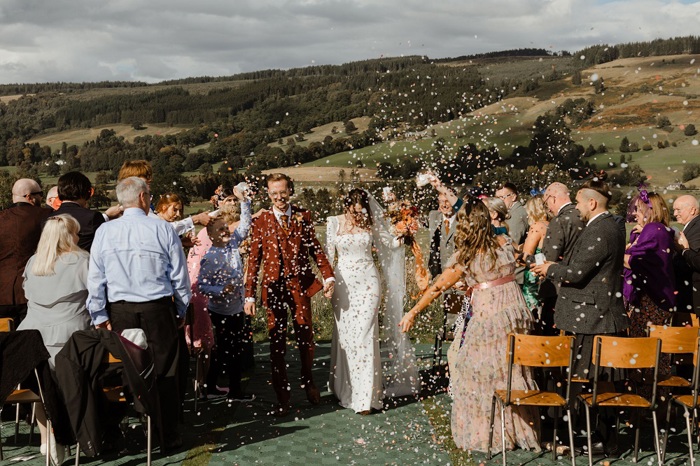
left=399, top=311, right=417, bottom=333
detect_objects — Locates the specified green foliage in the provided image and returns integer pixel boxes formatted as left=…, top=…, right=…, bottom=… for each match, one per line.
left=685, top=124, right=698, bottom=136
left=656, top=115, right=672, bottom=130
left=683, top=164, right=700, bottom=182
left=620, top=137, right=630, bottom=153
left=0, top=170, right=19, bottom=209
left=609, top=164, right=646, bottom=186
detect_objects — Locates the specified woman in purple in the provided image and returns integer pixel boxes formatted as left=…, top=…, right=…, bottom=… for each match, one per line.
left=624, top=191, right=676, bottom=385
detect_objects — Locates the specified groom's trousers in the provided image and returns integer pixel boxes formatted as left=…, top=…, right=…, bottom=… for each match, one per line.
left=265, top=281, right=315, bottom=404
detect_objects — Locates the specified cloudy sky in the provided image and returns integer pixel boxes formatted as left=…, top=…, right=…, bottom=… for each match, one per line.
left=1, top=0, right=699, bottom=84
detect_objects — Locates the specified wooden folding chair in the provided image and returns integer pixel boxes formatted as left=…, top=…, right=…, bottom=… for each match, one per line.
left=486, top=333, right=577, bottom=466
left=0, top=318, right=42, bottom=458
left=647, top=325, right=700, bottom=389
left=74, top=352, right=152, bottom=466
left=578, top=336, right=662, bottom=466
left=663, top=337, right=700, bottom=466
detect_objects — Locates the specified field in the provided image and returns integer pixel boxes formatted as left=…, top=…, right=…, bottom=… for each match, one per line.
left=27, top=124, right=192, bottom=152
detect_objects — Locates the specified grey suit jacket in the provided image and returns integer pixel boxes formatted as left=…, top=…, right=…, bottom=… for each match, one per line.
left=547, top=212, right=629, bottom=335
left=506, top=201, right=529, bottom=245
left=681, top=215, right=700, bottom=314
left=428, top=210, right=456, bottom=274
left=539, top=203, right=584, bottom=299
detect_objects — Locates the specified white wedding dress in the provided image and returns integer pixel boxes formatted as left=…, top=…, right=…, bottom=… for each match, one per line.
left=327, top=216, right=384, bottom=412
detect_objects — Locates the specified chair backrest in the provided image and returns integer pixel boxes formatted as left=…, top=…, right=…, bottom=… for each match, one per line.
left=591, top=335, right=662, bottom=406
left=648, top=325, right=700, bottom=354
left=0, top=318, right=14, bottom=333
left=505, top=333, right=576, bottom=405
left=509, top=333, right=575, bottom=368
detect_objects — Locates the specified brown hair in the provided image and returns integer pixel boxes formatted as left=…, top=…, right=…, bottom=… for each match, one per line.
left=343, top=189, right=373, bottom=229
left=266, top=173, right=294, bottom=195
left=118, top=160, right=152, bottom=182
left=454, top=196, right=500, bottom=273
left=219, top=202, right=242, bottom=224
left=525, top=195, right=549, bottom=224
left=154, top=193, right=183, bottom=215
left=580, top=179, right=612, bottom=201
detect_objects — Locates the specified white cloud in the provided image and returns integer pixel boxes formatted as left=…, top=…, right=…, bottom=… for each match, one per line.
left=0, top=0, right=699, bottom=83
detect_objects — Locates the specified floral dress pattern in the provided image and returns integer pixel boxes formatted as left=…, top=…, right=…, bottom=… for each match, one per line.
left=446, top=245, right=541, bottom=453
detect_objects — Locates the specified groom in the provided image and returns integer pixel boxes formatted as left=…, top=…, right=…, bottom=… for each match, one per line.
left=244, top=173, right=335, bottom=416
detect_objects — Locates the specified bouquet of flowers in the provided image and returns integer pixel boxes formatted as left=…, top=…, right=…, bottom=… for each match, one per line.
left=385, top=197, right=429, bottom=293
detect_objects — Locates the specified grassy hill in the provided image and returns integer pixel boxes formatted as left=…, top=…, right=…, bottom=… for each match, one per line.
left=303, top=54, right=700, bottom=190
left=27, top=124, right=191, bottom=151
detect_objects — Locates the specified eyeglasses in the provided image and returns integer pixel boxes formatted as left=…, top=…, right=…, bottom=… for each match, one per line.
left=543, top=194, right=553, bottom=204
left=497, top=193, right=514, bottom=200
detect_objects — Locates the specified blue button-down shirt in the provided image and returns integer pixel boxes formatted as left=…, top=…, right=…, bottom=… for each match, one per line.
left=87, top=208, right=192, bottom=325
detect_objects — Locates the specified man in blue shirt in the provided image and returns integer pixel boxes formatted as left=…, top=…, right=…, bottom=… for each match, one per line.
left=87, top=176, right=191, bottom=452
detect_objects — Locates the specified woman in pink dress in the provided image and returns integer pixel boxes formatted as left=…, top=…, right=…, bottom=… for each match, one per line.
left=399, top=197, right=540, bottom=453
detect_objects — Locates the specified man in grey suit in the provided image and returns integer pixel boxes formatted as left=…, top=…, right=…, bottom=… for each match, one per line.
left=533, top=180, right=629, bottom=455
left=675, top=195, right=700, bottom=315
left=495, top=182, right=529, bottom=245
left=535, top=182, right=585, bottom=335
left=428, top=189, right=462, bottom=365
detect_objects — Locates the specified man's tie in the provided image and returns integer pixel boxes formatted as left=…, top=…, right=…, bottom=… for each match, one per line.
left=280, top=214, right=289, bottom=231
left=444, top=219, right=450, bottom=237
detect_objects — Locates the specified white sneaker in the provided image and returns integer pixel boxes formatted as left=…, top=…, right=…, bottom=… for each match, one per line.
left=46, top=434, right=65, bottom=466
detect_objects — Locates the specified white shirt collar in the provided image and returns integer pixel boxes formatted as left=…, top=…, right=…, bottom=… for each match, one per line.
left=586, top=210, right=608, bottom=227
left=272, top=205, right=292, bottom=221
left=556, top=201, right=572, bottom=216
left=442, top=213, right=456, bottom=227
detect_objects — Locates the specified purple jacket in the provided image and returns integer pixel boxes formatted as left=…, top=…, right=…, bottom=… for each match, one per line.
left=623, top=222, right=676, bottom=311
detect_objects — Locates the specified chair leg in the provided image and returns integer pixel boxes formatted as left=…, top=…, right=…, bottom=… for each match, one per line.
left=552, top=407, right=560, bottom=461
left=0, top=415, right=4, bottom=461
left=29, top=402, right=36, bottom=445
left=662, top=399, right=673, bottom=464
left=634, top=410, right=641, bottom=463
left=14, top=403, right=20, bottom=443
left=487, top=396, right=497, bottom=459
left=584, top=404, right=594, bottom=466
left=686, top=407, right=696, bottom=466
left=566, top=408, right=576, bottom=466
left=147, top=415, right=152, bottom=466
left=652, top=410, right=662, bottom=466
left=74, top=443, right=80, bottom=466
left=500, top=401, right=507, bottom=466
left=45, top=419, right=51, bottom=466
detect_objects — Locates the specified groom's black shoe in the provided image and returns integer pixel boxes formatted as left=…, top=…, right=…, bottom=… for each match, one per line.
left=306, top=386, right=321, bottom=405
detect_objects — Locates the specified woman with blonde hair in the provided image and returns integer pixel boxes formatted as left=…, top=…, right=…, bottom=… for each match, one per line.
left=519, top=195, right=550, bottom=310
left=18, top=214, right=91, bottom=465
left=399, top=197, right=539, bottom=453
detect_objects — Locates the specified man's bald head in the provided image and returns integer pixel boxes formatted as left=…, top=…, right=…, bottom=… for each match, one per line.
left=11, top=179, right=43, bottom=205
left=544, top=182, right=571, bottom=215
left=673, top=194, right=700, bottom=225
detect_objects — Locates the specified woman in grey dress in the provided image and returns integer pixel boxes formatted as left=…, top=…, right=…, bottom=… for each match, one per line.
left=18, top=213, right=91, bottom=465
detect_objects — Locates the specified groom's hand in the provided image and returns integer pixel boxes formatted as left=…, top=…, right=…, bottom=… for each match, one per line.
left=323, top=281, right=335, bottom=298
left=244, top=301, right=256, bottom=316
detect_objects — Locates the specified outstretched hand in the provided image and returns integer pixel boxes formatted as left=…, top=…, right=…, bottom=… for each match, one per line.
left=398, top=311, right=416, bottom=333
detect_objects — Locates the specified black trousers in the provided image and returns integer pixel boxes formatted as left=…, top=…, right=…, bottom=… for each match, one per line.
left=0, top=303, right=27, bottom=325
left=207, top=311, right=247, bottom=394
left=108, top=297, right=180, bottom=439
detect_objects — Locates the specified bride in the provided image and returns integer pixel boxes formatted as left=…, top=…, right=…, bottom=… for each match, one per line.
left=327, top=188, right=419, bottom=414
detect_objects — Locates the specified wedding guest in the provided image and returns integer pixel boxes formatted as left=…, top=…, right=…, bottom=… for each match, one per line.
left=537, top=182, right=584, bottom=336
left=46, top=186, right=61, bottom=210
left=87, top=176, right=191, bottom=452
left=0, top=178, right=51, bottom=323
left=495, top=182, right=528, bottom=245
left=483, top=197, right=510, bottom=237
left=400, top=197, right=540, bottom=453
left=198, top=187, right=254, bottom=402
left=624, top=190, right=676, bottom=394
left=18, top=214, right=91, bottom=465
left=520, top=195, right=549, bottom=311
left=532, top=179, right=628, bottom=455
left=117, top=159, right=213, bottom=233
left=49, top=171, right=105, bottom=252
left=676, top=195, right=700, bottom=315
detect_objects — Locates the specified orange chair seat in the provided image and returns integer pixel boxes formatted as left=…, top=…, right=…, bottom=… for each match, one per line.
left=495, top=389, right=566, bottom=407
left=657, top=375, right=691, bottom=387
left=5, top=389, right=41, bottom=404
left=103, top=386, right=127, bottom=403
left=672, top=394, right=700, bottom=409
left=580, top=392, right=651, bottom=408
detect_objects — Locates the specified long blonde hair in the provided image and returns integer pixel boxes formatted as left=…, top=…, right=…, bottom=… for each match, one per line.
left=525, top=195, right=550, bottom=224
left=455, top=197, right=501, bottom=272
left=31, top=214, right=84, bottom=276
